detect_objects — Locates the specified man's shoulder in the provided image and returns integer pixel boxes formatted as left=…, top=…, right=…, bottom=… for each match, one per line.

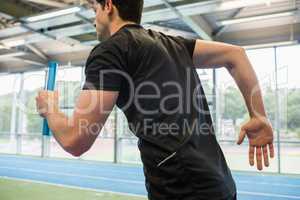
left=91, top=32, right=130, bottom=56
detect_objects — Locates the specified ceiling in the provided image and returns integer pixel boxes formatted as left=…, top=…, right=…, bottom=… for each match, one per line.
left=0, top=0, right=299, bottom=73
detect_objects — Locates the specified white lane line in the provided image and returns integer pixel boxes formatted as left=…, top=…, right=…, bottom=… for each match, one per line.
left=1, top=156, right=300, bottom=198
left=238, top=180, right=300, bottom=188
left=0, top=159, right=141, bottom=176
left=0, top=176, right=147, bottom=198
left=1, top=171, right=300, bottom=199
left=0, top=166, right=144, bottom=185
left=238, top=191, right=300, bottom=199
left=1, top=159, right=300, bottom=189
left=0, top=155, right=142, bottom=169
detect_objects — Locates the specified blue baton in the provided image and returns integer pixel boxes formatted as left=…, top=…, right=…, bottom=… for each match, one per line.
left=42, top=61, right=58, bottom=136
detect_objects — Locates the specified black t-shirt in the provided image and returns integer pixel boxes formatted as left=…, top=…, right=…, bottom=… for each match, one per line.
left=83, top=24, right=210, bottom=151
left=83, top=24, right=236, bottom=197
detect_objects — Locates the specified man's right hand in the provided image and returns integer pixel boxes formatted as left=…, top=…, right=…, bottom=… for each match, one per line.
left=237, top=116, right=275, bottom=171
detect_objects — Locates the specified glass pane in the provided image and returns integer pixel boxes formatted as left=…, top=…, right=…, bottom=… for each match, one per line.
left=115, top=107, right=141, bottom=164
left=50, top=137, right=75, bottom=159
left=117, top=108, right=135, bottom=138
left=0, top=134, right=17, bottom=154
left=197, top=69, right=215, bottom=124
left=247, top=48, right=277, bottom=130
left=81, top=110, right=116, bottom=162
left=277, top=44, right=300, bottom=174
left=216, top=68, right=247, bottom=140
left=49, top=67, right=82, bottom=159
left=197, top=69, right=213, bottom=96
left=216, top=48, right=278, bottom=172
left=20, top=135, right=42, bottom=156
left=81, top=138, right=114, bottom=162
left=220, top=142, right=278, bottom=172
left=22, top=71, right=46, bottom=135
left=119, top=138, right=141, bottom=164
left=57, top=67, right=82, bottom=108
left=49, top=109, right=115, bottom=160
left=280, top=143, right=300, bottom=174
left=0, top=74, right=20, bottom=133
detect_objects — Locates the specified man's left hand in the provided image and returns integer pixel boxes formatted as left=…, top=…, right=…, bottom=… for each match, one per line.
left=237, top=116, right=275, bottom=171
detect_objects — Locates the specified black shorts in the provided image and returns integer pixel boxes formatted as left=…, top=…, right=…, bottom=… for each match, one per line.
left=139, top=132, right=237, bottom=200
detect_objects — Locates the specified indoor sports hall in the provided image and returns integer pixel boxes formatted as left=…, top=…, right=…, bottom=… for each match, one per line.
left=0, top=0, right=299, bottom=200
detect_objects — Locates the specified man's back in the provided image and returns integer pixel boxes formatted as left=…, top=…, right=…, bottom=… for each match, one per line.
left=84, top=23, right=236, bottom=199
left=38, top=1, right=273, bottom=199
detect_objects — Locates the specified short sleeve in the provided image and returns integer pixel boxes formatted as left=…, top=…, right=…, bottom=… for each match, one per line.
left=82, top=45, right=126, bottom=91
left=173, top=36, right=196, bottom=59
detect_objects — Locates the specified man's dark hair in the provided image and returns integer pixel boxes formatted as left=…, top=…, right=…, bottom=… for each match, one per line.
left=97, top=0, right=144, bottom=24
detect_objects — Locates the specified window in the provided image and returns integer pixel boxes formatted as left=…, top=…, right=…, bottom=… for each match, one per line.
left=0, top=74, right=20, bottom=154
left=277, top=45, right=300, bottom=174
left=20, top=71, right=46, bottom=156
left=22, top=71, right=46, bottom=134
left=50, top=67, right=82, bottom=158
left=216, top=48, right=278, bottom=172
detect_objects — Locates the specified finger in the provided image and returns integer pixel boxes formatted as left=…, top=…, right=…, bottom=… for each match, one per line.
left=256, top=146, right=263, bottom=171
left=237, top=129, right=247, bottom=145
left=269, top=143, right=275, bottom=158
left=262, top=145, right=269, bottom=167
left=249, top=145, right=255, bottom=166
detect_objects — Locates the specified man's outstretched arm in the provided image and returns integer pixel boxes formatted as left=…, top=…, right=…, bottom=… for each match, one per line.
left=192, top=39, right=274, bottom=170
left=36, top=90, right=118, bottom=157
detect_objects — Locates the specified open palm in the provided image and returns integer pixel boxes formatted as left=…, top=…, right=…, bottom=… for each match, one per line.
left=237, top=117, right=275, bottom=170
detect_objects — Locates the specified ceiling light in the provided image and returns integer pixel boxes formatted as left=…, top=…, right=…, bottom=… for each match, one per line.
left=218, top=10, right=295, bottom=26
left=265, top=0, right=272, bottom=6
left=243, top=40, right=298, bottom=50
left=24, top=6, right=81, bottom=22
left=2, top=39, right=26, bottom=47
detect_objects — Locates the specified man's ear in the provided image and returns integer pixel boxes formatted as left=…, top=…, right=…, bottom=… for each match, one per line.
left=105, top=0, right=113, bottom=13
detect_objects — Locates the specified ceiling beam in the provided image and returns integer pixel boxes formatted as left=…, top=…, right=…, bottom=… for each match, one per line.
left=214, top=8, right=244, bottom=37
left=75, top=13, right=94, bottom=26
left=142, top=0, right=286, bottom=23
left=25, top=44, right=48, bottom=60
left=20, top=22, right=81, bottom=47
left=3, top=11, right=299, bottom=49
left=160, top=0, right=212, bottom=40
left=0, top=0, right=287, bottom=39
left=18, top=53, right=46, bottom=67
left=0, top=49, right=46, bottom=66
left=0, top=0, right=41, bottom=18
left=218, top=23, right=300, bottom=46
left=143, top=0, right=182, bottom=8
left=0, top=0, right=292, bottom=49
left=0, top=52, right=27, bottom=60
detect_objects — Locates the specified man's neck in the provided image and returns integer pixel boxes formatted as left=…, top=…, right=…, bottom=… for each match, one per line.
left=109, top=20, right=136, bottom=36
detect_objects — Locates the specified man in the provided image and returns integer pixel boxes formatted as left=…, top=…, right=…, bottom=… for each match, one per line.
left=36, top=0, right=274, bottom=199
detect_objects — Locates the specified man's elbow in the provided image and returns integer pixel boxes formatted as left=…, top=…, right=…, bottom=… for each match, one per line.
left=68, top=148, right=85, bottom=157
left=234, top=46, right=246, bottom=57
left=63, top=138, right=87, bottom=157
left=227, top=45, right=247, bottom=69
